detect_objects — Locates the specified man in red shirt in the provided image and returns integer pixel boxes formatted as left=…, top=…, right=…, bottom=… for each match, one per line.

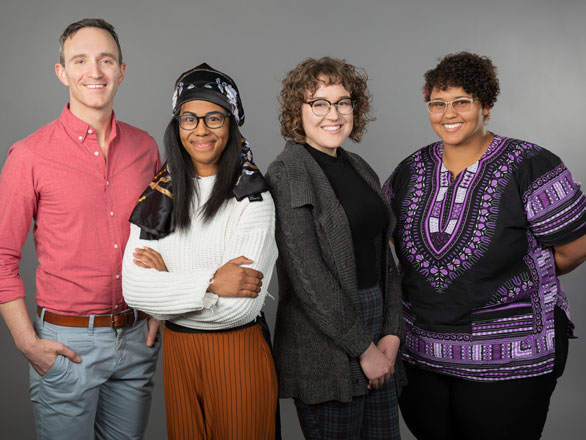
left=0, top=18, right=161, bottom=439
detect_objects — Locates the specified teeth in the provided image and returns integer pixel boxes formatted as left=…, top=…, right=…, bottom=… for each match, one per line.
left=86, top=85, right=105, bottom=89
left=444, top=123, right=462, bottom=129
left=322, top=125, right=341, bottom=131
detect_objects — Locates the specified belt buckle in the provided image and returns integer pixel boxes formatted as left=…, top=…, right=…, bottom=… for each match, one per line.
left=110, top=310, right=134, bottom=328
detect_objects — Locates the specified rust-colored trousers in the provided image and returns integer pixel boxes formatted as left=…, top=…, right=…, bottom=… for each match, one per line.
left=163, top=323, right=278, bottom=440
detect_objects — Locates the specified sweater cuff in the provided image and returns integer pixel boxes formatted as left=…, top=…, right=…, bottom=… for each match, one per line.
left=337, top=317, right=373, bottom=358
left=382, top=318, right=405, bottom=341
left=202, top=292, right=219, bottom=309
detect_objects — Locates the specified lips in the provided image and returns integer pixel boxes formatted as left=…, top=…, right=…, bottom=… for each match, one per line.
left=191, top=140, right=215, bottom=150
left=443, top=122, right=463, bottom=132
left=321, top=124, right=342, bottom=133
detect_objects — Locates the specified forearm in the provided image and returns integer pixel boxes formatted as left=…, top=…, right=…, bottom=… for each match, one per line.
left=122, top=225, right=217, bottom=316
left=122, top=261, right=216, bottom=317
left=0, top=299, right=37, bottom=355
left=188, top=216, right=279, bottom=327
left=382, top=250, right=405, bottom=339
left=555, top=253, right=586, bottom=275
left=185, top=290, right=267, bottom=328
left=0, top=298, right=81, bottom=374
left=554, top=234, right=586, bottom=275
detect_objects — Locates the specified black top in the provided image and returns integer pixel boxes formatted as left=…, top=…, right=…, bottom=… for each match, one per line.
left=381, top=134, right=586, bottom=381
left=304, top=144, right=387, bottom=288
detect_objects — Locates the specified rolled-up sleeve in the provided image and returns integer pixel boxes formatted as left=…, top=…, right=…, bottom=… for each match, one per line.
left=0, top=144, right=37, bottom=303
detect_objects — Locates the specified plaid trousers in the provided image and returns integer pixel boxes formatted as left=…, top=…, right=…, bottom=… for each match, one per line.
left=295, top=285, right=401, bottom=440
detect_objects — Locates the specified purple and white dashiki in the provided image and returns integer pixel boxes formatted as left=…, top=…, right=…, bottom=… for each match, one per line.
left=383, top=135, right=586, bottom=381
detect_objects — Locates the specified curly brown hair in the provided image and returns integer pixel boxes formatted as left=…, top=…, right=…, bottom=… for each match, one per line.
left=279, top=57, right=374, bottom=143
left=423, top=52, right=500, bottom=109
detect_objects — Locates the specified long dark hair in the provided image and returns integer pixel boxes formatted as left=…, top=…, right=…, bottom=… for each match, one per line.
left=164, top=116, right=242, bottom=229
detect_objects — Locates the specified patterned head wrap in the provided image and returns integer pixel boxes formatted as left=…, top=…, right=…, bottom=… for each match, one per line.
left=129, top=64, right=266, bottom=240
left=171, top=62, right=245, bottom=126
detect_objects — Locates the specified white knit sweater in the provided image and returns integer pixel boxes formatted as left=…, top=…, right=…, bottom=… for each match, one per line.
left=122, top=175, right=278, bottom=330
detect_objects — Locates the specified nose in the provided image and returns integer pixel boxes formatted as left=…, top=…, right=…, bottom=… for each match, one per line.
left=444, top=102, right=458, bottom=118
left=87, top=60, right=103, bottom=78
left=192, top=118, right=210, bottom=136
left=325, top=104, right=341, bottom=119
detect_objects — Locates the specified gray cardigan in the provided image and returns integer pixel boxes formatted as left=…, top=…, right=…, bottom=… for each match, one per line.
left=265, top=142, right=405, bottom=404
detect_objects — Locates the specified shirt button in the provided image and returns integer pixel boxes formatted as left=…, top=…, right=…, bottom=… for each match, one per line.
left=115, top=304, right=119, bottom=310
left=110, top=211, right=114, bottom=216
left=78, top=136, right=83, bottom=141
left=106, top=180, right=110, bottom=186
left=114, top=243, right=119, bottom=249
left=88, top=129, right=93, bottom=134
left=94, top=151, right=99, bottom=156
left=116, top=274, right=120, bottom=279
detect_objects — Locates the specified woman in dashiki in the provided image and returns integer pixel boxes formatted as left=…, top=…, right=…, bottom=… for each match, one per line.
left=382, top=52, right=586, bottom=440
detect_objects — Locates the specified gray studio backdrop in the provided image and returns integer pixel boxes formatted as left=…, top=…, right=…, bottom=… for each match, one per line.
left=1, top=0, right=585, bottom=439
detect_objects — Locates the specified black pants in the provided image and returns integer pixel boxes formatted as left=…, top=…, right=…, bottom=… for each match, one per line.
left=400, top=308, right=569, bottom=440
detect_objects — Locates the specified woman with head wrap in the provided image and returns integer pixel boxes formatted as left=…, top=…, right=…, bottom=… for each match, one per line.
left=122, top=63, right=279, bottom=439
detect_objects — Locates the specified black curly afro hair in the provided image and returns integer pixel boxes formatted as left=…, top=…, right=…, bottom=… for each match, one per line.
left=423, top=52, right=500, bottom=109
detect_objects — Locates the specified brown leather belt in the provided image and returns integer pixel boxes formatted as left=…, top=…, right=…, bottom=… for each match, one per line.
left=37, top=306, right=148, bottom=328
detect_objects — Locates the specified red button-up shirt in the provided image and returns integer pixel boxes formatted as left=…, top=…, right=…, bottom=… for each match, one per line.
left=0, top=105, right=160, bottom=315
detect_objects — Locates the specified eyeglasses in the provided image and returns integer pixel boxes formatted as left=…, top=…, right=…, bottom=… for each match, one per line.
left=426, top=97, right=476, bottom=113
left=176, top=111, right=230, bottom=130
left=304, top=98, right=354, bottom=116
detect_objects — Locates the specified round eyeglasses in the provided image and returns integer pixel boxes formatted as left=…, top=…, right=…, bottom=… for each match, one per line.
left=176, top=111, right=230, bottom=130
left=304, top=98, right=355, bottom=116
left=426, top=97, right=476, bottom=113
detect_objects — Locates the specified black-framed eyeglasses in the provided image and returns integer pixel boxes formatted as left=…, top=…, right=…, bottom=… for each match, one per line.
left=176, top=111, right=230, bottom=130
left=426, top=97, right=477, bottom=113
left=304, top=98, right=355, bottom=116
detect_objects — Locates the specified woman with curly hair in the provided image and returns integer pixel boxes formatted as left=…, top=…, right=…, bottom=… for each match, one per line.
left=383, top=52, right=586, bottom=439
left=266, top=57, right=404, bottom=439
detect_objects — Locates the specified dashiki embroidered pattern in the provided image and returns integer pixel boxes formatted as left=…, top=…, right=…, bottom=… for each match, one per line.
left=383, top=135, right=586, bottom=381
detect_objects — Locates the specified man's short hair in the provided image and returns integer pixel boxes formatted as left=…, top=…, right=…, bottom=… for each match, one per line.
left=58, top=18, right=122, bottom=65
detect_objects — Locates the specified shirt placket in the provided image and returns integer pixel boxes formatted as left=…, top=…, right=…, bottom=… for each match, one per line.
left=83, top=127, right=124, bottom=313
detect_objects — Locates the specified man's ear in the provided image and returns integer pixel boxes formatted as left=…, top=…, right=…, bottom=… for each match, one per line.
left=55, top=63, right=69, bottom=86
left=118, top=62, right=127, bottom=85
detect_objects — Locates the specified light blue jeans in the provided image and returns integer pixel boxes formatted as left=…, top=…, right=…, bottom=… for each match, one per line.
left=30, top=310, right=161, bottom=440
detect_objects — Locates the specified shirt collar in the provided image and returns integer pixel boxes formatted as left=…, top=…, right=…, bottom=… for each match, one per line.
left=58, top=103, right=119, bottom=143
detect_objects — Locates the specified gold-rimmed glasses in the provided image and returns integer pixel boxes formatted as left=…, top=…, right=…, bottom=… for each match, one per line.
left=426, top=97, right=476, bottom=113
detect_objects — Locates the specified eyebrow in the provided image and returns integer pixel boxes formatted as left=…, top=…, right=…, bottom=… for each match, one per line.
left=179, top=111, right=225, bottom=117
left=68, top=52, right=118, bottom=62
left=429, top=95, right=472, bottom=101
left=309, top=95, right=352, bottom=101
